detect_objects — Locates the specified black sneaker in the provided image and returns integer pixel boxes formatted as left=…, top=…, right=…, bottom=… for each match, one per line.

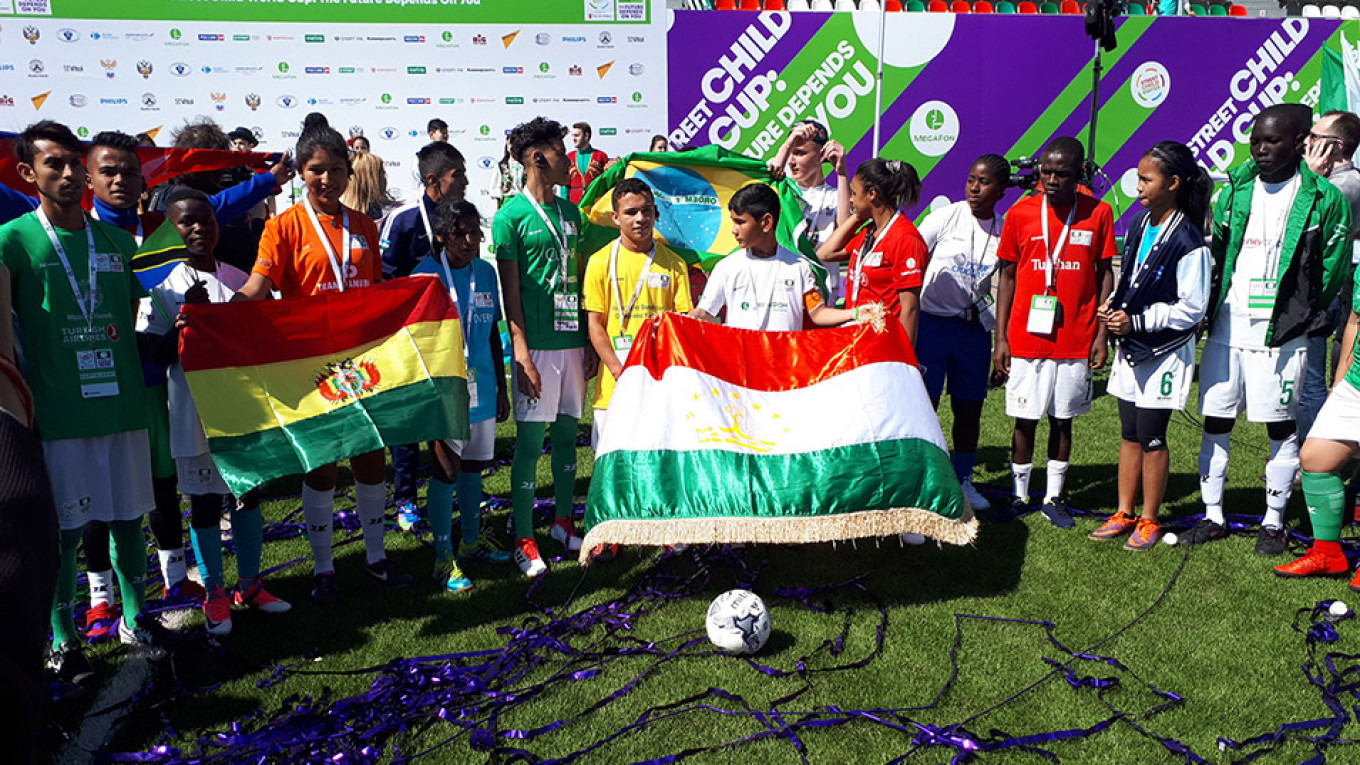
left=1179, top=519, right=1226, bottom=546
left=1255, top=525, right=1288, bottom=556
left=364, top=558, right=414, bottom=587
left=1040, top=497, right=1076, bottom=529
left=311, top=571, right=340, bottom=605
left=989, top=497, right=1027, bottom=524
left=46, top=642, right=95, bottom=685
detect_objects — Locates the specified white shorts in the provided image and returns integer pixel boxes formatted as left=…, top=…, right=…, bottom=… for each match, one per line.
left=591, top=407, right=609, bottom=451
left=43, top=429, right=155, bottom=532
left=176, top=452, right=229, bottom=496
left=1108, top=343, right=1196, bottom=411
left=513, top=348, right=586, bottom=423
left=1199, top=340, right=1308, bottom=423
left=442, top=418, right=496, bottom=461
left=1005, top=357, right=1093, bottom=420
left=1305, top=381, right=1360, bottom=444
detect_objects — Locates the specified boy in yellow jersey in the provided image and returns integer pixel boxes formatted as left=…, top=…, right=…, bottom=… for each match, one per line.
left=584, top=178, right=692, bottom=560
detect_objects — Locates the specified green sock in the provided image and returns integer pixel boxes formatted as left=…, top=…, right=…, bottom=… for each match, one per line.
left=550, top=415, right=578, bottom=520
left=51, top=529, right=83, bottom=649
left=190, top=523, right=224, bottom=592
left=427, top=478, right=455, bottom=557
left=232, top=502, right=264, bottom=582
left=458, top=470, right=483, bottom=546
left=110, top=519, right=148, bottom=631
left=1302, top=470, right=1347, bottom=543
left=511, top=420, right=547, bottom=539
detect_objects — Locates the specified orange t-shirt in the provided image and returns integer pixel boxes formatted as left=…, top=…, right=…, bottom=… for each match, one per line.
left=253, top=201, right=382, bottom=298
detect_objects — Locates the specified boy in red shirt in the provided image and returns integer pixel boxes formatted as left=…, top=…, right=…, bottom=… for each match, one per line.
left=993, top=137, right=1116, bottom=526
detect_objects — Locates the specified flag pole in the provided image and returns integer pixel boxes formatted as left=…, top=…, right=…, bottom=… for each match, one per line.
left=871, top=1, right=887, bottom=156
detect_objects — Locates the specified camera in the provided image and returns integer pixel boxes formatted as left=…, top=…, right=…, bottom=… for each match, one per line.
left=1009, top=156, right=1040, bottom=192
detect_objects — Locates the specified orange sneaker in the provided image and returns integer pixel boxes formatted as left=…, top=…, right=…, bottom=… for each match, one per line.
left=1275, top=550, right=1349, bottom=578
left=1124, top=518, right=1162, bottom=550
left=1089, top=513, right=1137, bottom=541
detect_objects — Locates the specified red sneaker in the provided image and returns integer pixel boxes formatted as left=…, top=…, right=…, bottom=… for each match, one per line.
left=233, top=578, right=292, bottom=613
left=1275, top=550, right=1349, bottom=578
left=84, top=601, right=120, bottom=642
left=1089, top=513, right=1137, bottom=541
left=514, top=538, right=547, bottom=578
left=202, top=588, right=232, bottom=636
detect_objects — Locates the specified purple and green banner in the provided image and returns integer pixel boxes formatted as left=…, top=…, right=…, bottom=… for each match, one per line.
left=667, top=12, right=1360, bottom=231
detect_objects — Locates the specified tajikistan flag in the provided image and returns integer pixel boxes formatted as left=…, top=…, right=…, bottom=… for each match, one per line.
left=581, top=313, right=977, bottom=560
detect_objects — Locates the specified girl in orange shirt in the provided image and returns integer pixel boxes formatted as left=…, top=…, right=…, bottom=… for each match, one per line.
left=235, top=116, right=412, bottom=603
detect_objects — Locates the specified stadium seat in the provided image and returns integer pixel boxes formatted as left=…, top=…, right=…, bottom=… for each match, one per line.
left=974, top=0, right=994, bottom=10
left=1228, top=2, right=1248, bottom=12
left=1018, top=0, right=1039, bottom=11
left=714, top=0, right=736, bottom=8
left=1189, top=3, right=1206, bottom=13
left=1039, top=1, right=1060, bottom=11
left=811, top=0, right=834, bottom=8
left=739, top=0, right=761, bottom=8
left=1302, top=3, right=1321, bottom=15
left=1124, top=2, right=1146, bottom=12
left=859, top=0, right=882, bottom=9
left=951, top=0, right=973, bottom=10
left=928, top=0, right=949, bottom=10
left=1343, top=4, right=1359, bottom=16
left=886, top=0, right=905, bottom=9
left=1060, top=0, right=1081, bottom=11
left=1207, top=3, right=1227, bottom=13
left=783, top=0, right=808, bottom=7
left=907, top=0, right=928, bottom=8
left=995, top=0, right=1017, bottom=10
left=1323, top=3, right=1341, bottom=15
left=764, top=0, right=788, bottom=7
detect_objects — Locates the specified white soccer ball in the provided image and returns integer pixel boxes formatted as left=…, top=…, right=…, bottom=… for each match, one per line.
left=706, top=589, right=771, bottom=655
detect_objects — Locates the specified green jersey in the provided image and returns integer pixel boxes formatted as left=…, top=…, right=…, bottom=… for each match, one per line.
left=1, top=211, right=148, bottom=441
left=492, top=192, right=586, bottom=351
left=1348, top=279, right=1360, bottom=394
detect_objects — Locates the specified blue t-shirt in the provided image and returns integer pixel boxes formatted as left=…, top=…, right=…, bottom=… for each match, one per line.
left=413, top=255, right=503, bottom=424
left=1136, top=224, right=1162, bottom=268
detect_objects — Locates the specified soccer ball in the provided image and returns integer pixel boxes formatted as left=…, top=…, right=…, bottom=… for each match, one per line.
left=706, top=589, right=771, bottom=654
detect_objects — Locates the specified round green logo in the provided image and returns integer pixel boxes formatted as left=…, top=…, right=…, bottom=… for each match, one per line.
left=925, top=109, right=945, bottom=130
left=169, top=28, right=181, bottom=40
left=442, top=31, right=453, bottom=42
left=539, top=62, right=550, bottom=73
left=380, top=93, right=392, bottom=105
left=631, top=91, right=643, bottom=103
left=278, top=62, right=289, bottom=73
left=76, top=126, right=89, bottom=138
left=479, top=124, right=490, bottom=136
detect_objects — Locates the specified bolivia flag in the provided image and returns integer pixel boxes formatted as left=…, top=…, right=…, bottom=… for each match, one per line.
left=179, top=275, right=469, bottom=496
left=581, top=313, right=977, bottom=560
left=577, top=145, right=820, bottom=273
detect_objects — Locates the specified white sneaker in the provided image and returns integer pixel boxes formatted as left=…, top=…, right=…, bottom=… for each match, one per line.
left=899, top=533, right=927, bottom=546
left=962, top=480, right=991, bottom=512
left=549, top=521, right=584, bottom=552
left=514, top=538, right=548, bottom=578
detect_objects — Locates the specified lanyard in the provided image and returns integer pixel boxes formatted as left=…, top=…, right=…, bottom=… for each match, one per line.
left=37, top=207, right=99, bottom=331
left=609, top=240, right=657, bottom=335
left=89, top=205, right=144, bottom=246
left=439, top=255, right=476, bottom=356
left=302, top=197, right=351, bottom=293
left=417, top=196, right=435, bottom=253
left=1127, top=212, right=1178, bottom=289
left=851, top=212, right=900, bottom=305
left=969, top=214, right=999, bottom=290
left=524, top=193, right=571, bottom=291
left=1257, top=176, right=1299, bottom=281
left=1040, top=196, right=1077, bottom=292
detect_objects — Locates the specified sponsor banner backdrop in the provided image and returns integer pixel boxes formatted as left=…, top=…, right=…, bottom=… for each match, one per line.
left=666, top=11, right=1359, bottom=231
left=0, top=0, right=666, bottom=207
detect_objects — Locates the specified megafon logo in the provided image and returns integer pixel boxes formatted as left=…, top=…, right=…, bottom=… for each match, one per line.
left=198, top=34, right=225, bottom=42
left=137, top=61, right=153, bottom=78
left=58, top=28, right=80, bottom=43
left=210, top=92, right=227, bottom=111
left=380, top=93, right=393, bottom=104
left=169, top=28, right=182, bottom=40
left=245, top=93, right=261, bottom=111
left=170, top=62, right=190, bottom=77
left=907, top=100, right=959, bottom=158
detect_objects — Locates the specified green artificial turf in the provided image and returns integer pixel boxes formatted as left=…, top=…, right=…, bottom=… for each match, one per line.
left=56, top=369, right=1360, bottom=764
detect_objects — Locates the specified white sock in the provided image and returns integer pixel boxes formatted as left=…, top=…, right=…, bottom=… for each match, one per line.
left=1199, top=431, right=1231, bottom=525
left=1264, top=432, right=1300, bottom=528
left=158, top=548, right=186, bottom=587
left=1044, top=460, right=1069, bottom=502
left=88, top=569, right=114, bottom=606
left=302, top=484, right=336, bottom=575
left=1012, top=463, right=1032, bottom=501
left=355, top=482, right=389, bottom=566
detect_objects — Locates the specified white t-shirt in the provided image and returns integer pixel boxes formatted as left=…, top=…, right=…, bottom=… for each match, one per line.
left=1212, top=174, right=1300, bottom=350
left=697, top=246, right=818, bottom=331
left=917, top=200, right=1003, bottom=319
left=794, top=182, right=843, bottom=301
left=140, top=261, right=250, bottom=458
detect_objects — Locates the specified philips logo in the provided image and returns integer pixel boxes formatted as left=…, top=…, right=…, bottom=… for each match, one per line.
left=99, top=97, right=128, bottom=105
